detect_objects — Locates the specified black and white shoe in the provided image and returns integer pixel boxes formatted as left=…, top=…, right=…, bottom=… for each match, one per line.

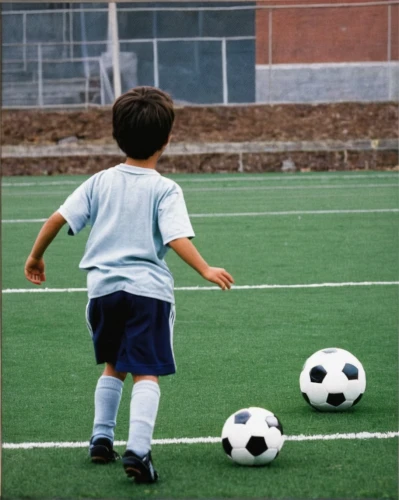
left=89, top=437, right=120, bottom=464
left=122, top=450, right=158, bottom=483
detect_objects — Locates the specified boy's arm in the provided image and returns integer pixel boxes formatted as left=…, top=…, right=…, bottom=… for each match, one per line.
left=24, top=211, right=67, bottom=285
left=168, top=237, right=234, bottom=290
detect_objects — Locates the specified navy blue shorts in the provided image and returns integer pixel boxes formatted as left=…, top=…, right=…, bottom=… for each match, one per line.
left=86, top=291, right=176, bottom=376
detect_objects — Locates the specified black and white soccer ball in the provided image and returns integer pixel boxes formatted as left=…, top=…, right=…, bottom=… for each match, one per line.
left=300, top=347, right=366, bottom=411
left=221, top=407, right=284, bottom=466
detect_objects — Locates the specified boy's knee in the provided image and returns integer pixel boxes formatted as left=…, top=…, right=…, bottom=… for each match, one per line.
left=103, top=363, right=127, bottom=381
left=133, top=375, right=159, bottom=384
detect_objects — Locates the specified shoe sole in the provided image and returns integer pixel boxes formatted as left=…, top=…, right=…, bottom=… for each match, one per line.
left=124, top=465, right=143, bottom=478
left=123, top=460, right=158, bottom=483
left=90, top=445, right=118, bottom=464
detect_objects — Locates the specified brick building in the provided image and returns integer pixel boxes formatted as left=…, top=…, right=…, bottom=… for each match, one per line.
left=255, top=0, right=398, bottom=102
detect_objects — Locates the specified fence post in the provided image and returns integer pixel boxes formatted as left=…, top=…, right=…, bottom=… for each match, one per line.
left=153, top=38, right=159, bottom=87
left=85, top=77, right=90, bottom=108
left=38, top=43, right=43, bottom=106
left=69, top=8, right=74, bottom=59
left=109, top=2, right=121, bottom=99
left=387, top=4, right=392, bottom=62
left=62, top=9, right=67, bottom=59
left=99, top=59, right=105, bottom=106
left=268, top=9, right=273, bottom=104
left=195, top=11, right=203, bottom=73
left=22, top=12, right=27, bottom=71
left=80, top=8, right=90, bottom=80
left=222, top=37, right=228, bottom=104
left=387, top=4, right=392, bottom=101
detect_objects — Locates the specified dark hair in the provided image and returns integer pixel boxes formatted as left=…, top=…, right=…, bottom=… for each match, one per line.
left=112, top=86, right=175, bottom=160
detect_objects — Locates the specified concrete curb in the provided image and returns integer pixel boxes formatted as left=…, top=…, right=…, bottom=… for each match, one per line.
left=2, top=139, right=398, bottom=158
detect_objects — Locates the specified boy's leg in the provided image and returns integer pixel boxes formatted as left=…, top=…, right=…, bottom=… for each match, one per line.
left=119, top=294, right=175, bottom=482
left=123, top=374, right=160, bottom=482
left=90, top=363, right=126, bottom=464
left=127, top=374, right=160, bottom=455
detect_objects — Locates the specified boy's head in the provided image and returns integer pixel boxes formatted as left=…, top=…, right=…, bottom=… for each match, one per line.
left=112, top=86, right=175, bottom=160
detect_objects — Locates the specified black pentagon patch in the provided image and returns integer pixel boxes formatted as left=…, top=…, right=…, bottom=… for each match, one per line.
left=322, top=348, right=337, bottom=354
left=246, top=436, right=268, bottom=457
left=353, top=393, right=363, bottom=406
left=342, top=363, right=359, bottom=380
left=326, top=393, right=346, bottom=407
left=266, top=416, right=283, bottom=435
left=310, top=365, right=327, bottom=383
left=222, top=437, right=233, bottom=456
left=234, top=410, right=251, bottom=425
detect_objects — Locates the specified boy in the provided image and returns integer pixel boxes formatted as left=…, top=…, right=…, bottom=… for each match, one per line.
left=24, top=86, right=234, bottom=484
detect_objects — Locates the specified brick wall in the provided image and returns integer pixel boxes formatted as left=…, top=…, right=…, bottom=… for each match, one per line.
left=256, top=0, right=398, bottom=65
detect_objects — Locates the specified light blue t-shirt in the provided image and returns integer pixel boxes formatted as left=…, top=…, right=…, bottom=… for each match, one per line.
left=58, top=164, right=195, bottom=303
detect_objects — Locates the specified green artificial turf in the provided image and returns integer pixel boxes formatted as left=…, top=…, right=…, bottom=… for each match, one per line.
left=2, top=172, right=398, bottom=499
left=2, top=439, right=398, bottom=499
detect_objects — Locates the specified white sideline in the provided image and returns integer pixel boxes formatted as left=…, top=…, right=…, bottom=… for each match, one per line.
left=2, top=180, right=81, bottom=187
left=190, top=209, right=399, bottom=218
left=3, top=218, right=48, bottom=223
left=3, top=282, right=399, bottom=294
left=2, top=184, right=398, bottom=196
left=3, top=431, right=399, bottom=450
left=183, top=183, right=398, bottom=192
left=2, top=208, right=399, bottom=224
left=2, top=173, right=399, bottom=187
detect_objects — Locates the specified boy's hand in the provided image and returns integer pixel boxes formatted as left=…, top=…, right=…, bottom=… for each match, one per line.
left=201, top=267, right=234, bottom=290
left=168, top=238, right=234, bottom=290
left=23, top=211, right=67, bottom=285
left=25, top=256, right=46, bottom=285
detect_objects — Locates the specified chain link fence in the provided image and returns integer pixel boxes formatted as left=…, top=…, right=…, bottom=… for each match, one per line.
left=2, top=1, right=398, bottom=108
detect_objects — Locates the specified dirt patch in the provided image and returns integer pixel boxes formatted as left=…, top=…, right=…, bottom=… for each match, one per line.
left=2, top=150, right=397, bottom=177
left=2, top=102, right=398, bottom=174
left=2, top=102, right=398, bottom=146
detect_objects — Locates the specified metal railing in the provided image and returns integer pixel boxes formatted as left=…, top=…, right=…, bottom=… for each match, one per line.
left=2, top=1, right=398, bottom=108
left=3, top=43, right=114, bottom=108
left=3, top=35, right=255, bottom=107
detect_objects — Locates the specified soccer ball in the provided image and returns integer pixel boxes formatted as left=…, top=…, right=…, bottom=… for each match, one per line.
left=300, top=347, right=366, bottom=411
left=221, top=407, right=284, bottom=466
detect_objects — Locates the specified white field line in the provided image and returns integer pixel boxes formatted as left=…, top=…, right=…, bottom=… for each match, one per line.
left=2, top=218, right=48, bottom=223
left=2, top=180, right=83, bottom=187
left=2, top=173, right=399, bottom=187
left=2, top=208, right=399, bottom=224
left=3, top=282, right=399, bottom=294
left=3, top=431, right=399, bottom=450
left=2, top=184, right=398, bottom=195
left=2, top=191, right=74, bottom=197
left=183, top=183, right=398, bottom=192
left=189, top=209, right=399, bottom=218
left=173, top=174, right=399, bottom=183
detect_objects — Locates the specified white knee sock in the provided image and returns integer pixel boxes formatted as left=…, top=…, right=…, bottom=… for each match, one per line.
left=92, top=375, right=123, bottom=442
left=127, top=380, right=160, bottom=457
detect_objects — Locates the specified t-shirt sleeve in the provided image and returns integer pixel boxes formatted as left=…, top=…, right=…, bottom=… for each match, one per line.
left=57, top=177, right=93, bottom=235
left=158, top=184, right=195, bottom=245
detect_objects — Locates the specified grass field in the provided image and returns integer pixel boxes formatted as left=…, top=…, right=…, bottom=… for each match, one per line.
left=2, top=171, right=399, bottom=499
